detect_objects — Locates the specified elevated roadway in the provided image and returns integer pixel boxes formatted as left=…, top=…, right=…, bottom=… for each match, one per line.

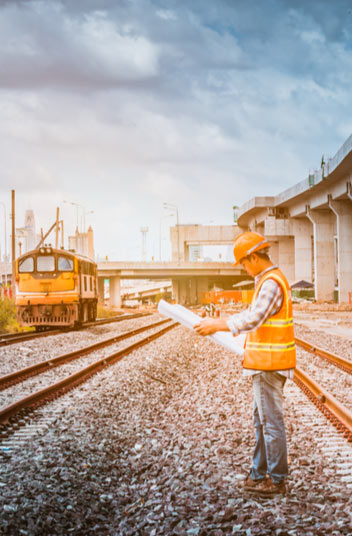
left=97, top=261, right=245, bottom=307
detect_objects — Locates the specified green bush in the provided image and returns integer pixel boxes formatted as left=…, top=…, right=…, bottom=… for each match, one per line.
left=0, top=298, right=20, bottom=333
left=97, top=305, right=123, bottom=318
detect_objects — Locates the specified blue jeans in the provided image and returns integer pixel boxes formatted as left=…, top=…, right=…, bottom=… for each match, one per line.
left=250, top=372, right=288, bottom=484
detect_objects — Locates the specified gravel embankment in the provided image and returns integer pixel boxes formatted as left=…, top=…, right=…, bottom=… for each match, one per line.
left=0, top=315, right=162, bottom=377
left=294, top=324, right=352, bottom=410
left=295, top=324, right=352, bottom=362
left=1, top=325, right=352, bottom=535
left=0, top=318, right=171, bottom=409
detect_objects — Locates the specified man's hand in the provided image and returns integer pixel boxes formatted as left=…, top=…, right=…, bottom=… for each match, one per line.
left=193, top=318, right=229, bottom=336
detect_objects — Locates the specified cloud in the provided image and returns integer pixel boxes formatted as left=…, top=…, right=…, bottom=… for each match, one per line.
left=0, top=2, right=160, bottom=89
left=0, top=0, right=351, bottom=260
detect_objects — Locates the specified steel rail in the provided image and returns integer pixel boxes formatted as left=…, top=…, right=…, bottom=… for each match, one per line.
left=295, top=337, right=352, bottom=375
left=0, top=318, right=170, bottom=391
left=0, top=322, right=177, bottom=425
left=294, top=367, right=352, bottom=442
left=0, top=312, right=149, bottom=348
left=0, top=329, right=61, bottom=347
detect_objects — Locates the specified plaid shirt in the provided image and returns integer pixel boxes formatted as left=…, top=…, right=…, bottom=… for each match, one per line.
left=226, top=265, right=295, bottom=378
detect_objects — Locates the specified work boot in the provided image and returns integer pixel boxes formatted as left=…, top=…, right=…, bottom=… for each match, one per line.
left=242, top=473, right=267, bottom=491
left=251, top=477, right=286, bottom=497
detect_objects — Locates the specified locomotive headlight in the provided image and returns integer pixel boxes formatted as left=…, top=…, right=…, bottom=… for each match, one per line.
left=47, top=247, right=52, bottom=254
left=40, top=248, right=45, bottom=254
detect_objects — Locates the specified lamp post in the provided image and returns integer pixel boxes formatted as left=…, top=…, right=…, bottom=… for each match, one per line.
left=0, top=201, right=7, bottom=289
left=63, top=200, right=93, bottom=233
left=64, top=200, right=81, bottom=231
left=163, top=202, right=180, bottom=264
left=159, top=213, right=174, bottom=261
left=0, top=201, right=8, bottom=262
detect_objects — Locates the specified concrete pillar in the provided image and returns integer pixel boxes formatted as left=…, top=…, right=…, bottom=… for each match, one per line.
left=172, top=279, right=179, bottom=303
left=328, top=197, right=352, bottom=303
left=98, top=277, right=105, bottom=305
left=109, top=276, right=121, bottom=309
left=277, top=237, right=295, bottom=283
left=292, top=219, right=313, bottom=283
left=269, top=241, right=279, bottom=266
left=306, top=207, right=335, bottom=301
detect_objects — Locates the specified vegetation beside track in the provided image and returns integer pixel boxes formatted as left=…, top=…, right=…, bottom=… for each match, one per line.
left=0, top=298, right=25, bottom=334
left=97, top=305, right=124, bottom=318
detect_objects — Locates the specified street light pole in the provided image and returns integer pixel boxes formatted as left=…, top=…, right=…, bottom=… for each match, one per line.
left=11, top=190, right=16, bottom=299
left=63, top=200, right=81, bottom=231
left=0, top=201, right=7, bottom=264
left=159, top=213, right=174, bottom=261
left=163, top=202, right=180, bottom=264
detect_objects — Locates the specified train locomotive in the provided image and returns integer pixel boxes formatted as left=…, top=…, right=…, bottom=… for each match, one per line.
left=15, top=246, right=98, bottom=329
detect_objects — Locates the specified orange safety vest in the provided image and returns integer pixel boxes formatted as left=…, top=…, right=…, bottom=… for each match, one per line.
left=243, top=268, right=296, bottom=371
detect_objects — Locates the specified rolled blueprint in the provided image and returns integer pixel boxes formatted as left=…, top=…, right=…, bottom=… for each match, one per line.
left=158, top=299, right=245, bottom=356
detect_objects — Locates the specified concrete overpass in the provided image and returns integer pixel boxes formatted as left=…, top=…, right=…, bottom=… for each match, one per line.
left=237, top=133, right=352, bottom=303
left=169, top=224, right=241, bottom=262
left=97, top=261, right=246, bottom=307
left=121, top=282, right=172, bottom=303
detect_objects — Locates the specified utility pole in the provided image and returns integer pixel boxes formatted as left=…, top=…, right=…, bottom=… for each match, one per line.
left=163, top=203, right=180, bottom=264
left=11, top=189, right=16, bottom=299
left=140, top=227, right=148, bottom=261
left=55, top=207, right=60, bottom=249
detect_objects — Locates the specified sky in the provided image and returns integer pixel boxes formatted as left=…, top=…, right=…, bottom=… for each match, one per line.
left=0, top=0, right=351, bottom=261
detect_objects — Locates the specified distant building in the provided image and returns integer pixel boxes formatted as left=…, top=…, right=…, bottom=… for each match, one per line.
left=68, top=226, right=95, bottom=260
left=15, top=209, right=41, bottom=257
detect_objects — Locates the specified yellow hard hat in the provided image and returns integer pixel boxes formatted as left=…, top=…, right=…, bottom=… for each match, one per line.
left=233, top=232, right=270, bottom=266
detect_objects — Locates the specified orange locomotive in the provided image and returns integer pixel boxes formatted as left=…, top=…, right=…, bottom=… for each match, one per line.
left=15, top=246, right=98, bottom=329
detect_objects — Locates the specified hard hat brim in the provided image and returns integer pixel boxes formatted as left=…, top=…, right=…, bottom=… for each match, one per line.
left=232, top=241, right=270, bottom=267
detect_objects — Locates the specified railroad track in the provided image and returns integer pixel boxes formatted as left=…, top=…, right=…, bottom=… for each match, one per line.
left=293, top=366, right=352, bottom=442
left=1, top=322, right=351, bottom=447
left=291, top=332, right=352, bottom=442
left=0, top=312, right=149, bottom=348
left=0, top=318, right=176, bottom=432
left=295, top=336, right=352, bottom=374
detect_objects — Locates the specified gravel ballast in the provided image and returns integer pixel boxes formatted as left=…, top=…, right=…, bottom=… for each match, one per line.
left=1, top=325, right=352, bottom=535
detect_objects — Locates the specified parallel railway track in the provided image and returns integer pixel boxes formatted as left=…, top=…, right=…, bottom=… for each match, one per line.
left=0, top=319, right=177, bottom=431
left=294, top=367, right=352, bottom=442
left=293, top=333, right=352, bottom=441
left=0, top=312, right=149, bottom=348
left=295, top=336, right=352, bottom=374
left=1, top=322, right=351, bottom=443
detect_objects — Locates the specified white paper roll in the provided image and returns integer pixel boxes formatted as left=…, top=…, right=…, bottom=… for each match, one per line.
left=158, top=300, right=245, bottom=356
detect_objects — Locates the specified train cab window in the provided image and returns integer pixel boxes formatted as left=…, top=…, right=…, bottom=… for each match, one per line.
left=58, top=256, right=74, bottom=271
left=19, top=257, right=34, bottom=273
left=90, top=277, right=93, bottom=291
left=84, top=276, right=87, bottom=291
left=37, top=255, right=55, bottom=272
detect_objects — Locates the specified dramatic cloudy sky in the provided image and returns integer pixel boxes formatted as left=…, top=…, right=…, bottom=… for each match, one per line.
left=1, top=0, right=351, bottom=260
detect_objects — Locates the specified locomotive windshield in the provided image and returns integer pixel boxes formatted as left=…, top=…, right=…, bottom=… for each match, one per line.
left=58, top=256, right=74, bottom=271
left=18, top=256, right=34, bottom=273
left=37, top=255, right=55, bottom=272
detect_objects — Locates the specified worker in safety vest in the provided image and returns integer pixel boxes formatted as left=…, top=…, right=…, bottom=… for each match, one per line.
left=194, top=231, right=296, bottom=497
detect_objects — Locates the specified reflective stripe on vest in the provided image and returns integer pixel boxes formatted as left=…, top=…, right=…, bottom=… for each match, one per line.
left=243, top=268, right=296, bottom=371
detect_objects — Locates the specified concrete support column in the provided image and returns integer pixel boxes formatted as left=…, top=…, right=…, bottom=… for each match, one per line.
left=172, top=279, right=181, bottom=303
left=277, top=237, right=295, bottom=283
left=109, top=276, right=121, bottom=309
left=97, top=277, right=105, bottom=305
left=172, top=278, right=205, bottom=305
left=306, top=207, right=335, bottom=301
left=292, top=219, right=313, bottom=283
left=328, top=197, right=352, bottom=303
left=269, top=241, right=279, bottom=266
